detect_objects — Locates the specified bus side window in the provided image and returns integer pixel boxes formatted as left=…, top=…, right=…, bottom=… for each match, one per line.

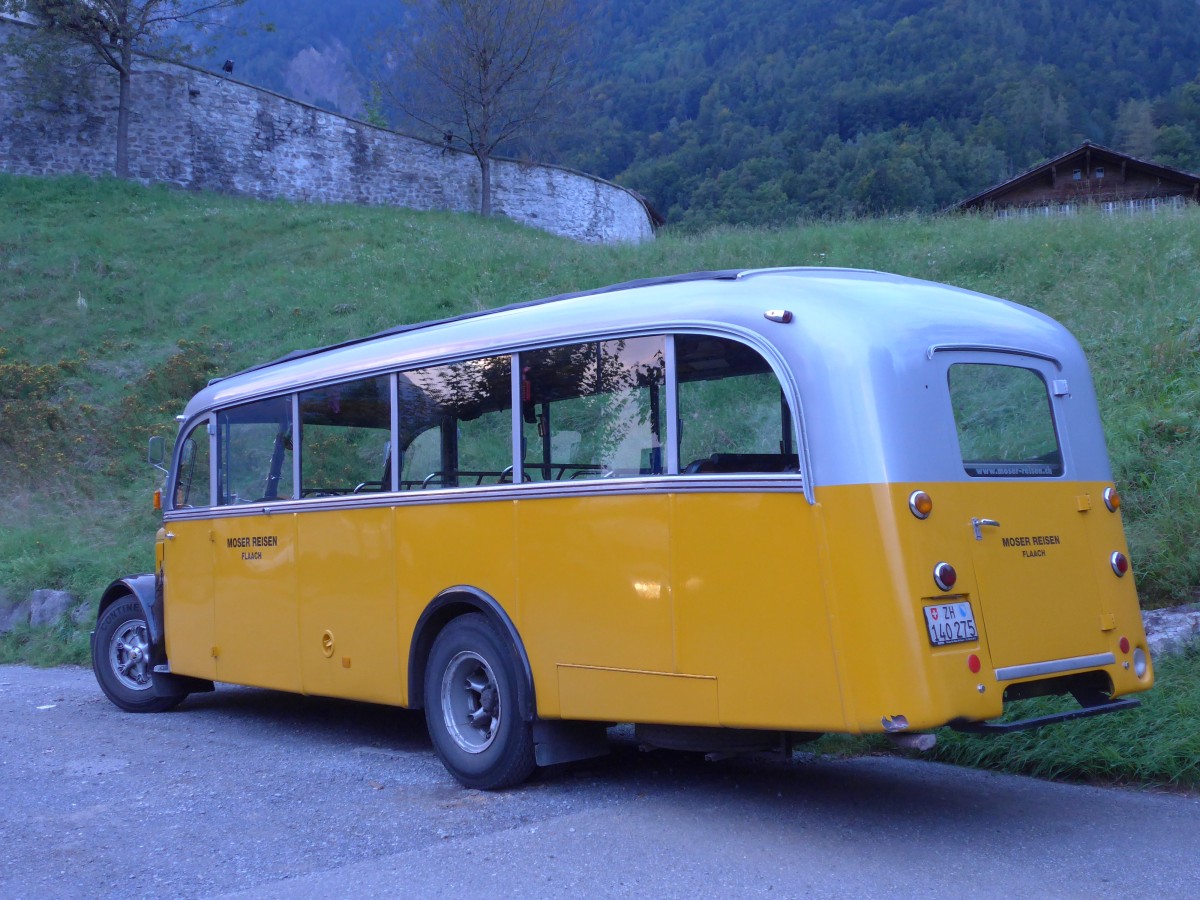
left=521, top=336, right=666, bottom=480
left=397, top=356, right=513, bottom=488
left=216, top=397, right=295, bottom=505
left=173, top=420, right=211, bottom=508
left=298, top=375, right=391, bottom=496
left=675, top=335, right=800, bottom=475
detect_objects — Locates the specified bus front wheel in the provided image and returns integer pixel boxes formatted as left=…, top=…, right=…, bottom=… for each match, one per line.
left=92, top=597, right=184, bottom=713
left=424, top=613, right=536, bottom=789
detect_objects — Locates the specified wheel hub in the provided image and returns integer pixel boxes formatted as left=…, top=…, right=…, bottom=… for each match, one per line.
left=109, top=620, right=153, bottom=692
left=440, top=650, right=501, bottom=754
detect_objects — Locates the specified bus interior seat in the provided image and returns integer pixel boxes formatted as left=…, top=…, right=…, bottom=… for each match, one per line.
left=685, top=453, right=800, bottom=474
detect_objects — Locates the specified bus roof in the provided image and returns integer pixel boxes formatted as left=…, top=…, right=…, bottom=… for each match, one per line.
left=184, top=266, right=1079, bottom=420
left=217, top=269, right=749, bottom=382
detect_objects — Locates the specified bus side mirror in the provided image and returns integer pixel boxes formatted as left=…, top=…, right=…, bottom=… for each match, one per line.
left=148, top=436, right=168, bottom=474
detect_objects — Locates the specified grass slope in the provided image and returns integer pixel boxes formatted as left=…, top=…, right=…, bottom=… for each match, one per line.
left=2, top=174, right=1198, bottom=787
left=1, top=176, right=1197, bottom=610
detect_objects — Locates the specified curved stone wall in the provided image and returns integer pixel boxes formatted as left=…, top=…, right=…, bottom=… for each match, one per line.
left=0, top=18, right=656, bottom=244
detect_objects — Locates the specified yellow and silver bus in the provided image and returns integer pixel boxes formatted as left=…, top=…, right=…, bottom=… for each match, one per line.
left=93, top=268, right=1152, bottom=788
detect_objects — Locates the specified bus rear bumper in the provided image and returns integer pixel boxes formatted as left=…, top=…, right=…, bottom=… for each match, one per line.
left=949, top=696, right=1140, bottom=734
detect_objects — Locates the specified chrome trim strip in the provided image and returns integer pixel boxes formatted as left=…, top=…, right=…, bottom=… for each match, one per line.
left=511, top=352, right=524, bottom=484
left=927, top=343, right=1062, bottom=369
left=389, top=373, right=400, bottom=492
left=206, top=413, right=218, bottom=508
left=557, top=663, right=716, bottom=681
left=162, top=474, right=807, bottom=521
left=994, top=652, right=1116, bottom=682
left=290, top=393, right=301, bottom=500
left=664, top=336, right=679, bottom=475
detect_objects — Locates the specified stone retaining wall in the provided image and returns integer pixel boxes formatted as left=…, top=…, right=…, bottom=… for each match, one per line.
left=0, top=18, right=655, bottom=243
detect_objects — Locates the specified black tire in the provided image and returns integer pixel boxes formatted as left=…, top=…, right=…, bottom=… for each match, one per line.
left=92, top=596, right=184, bottom=713
left=423, top=613, right=536, bottom=789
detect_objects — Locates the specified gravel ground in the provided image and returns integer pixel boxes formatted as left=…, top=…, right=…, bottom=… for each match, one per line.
left=3, top=664, right=1199, bottom=898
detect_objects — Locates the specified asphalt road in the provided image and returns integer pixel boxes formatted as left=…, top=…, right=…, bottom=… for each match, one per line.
left=2, top=664, right=1197, bottom=899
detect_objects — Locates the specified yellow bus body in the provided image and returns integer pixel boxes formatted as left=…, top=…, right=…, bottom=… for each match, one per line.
left=91, top=268, right=1152, bottom=788
left=161, top=479, right=1149, bottom=735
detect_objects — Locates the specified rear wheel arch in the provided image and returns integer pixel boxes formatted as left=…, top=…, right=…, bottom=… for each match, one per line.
left=408, top=586, right=535, bottom=721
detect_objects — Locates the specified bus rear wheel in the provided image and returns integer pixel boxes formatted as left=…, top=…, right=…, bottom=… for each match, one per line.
left=92, top=597, right=184, bottom=713
left=424, top=613, right=535, bottom=789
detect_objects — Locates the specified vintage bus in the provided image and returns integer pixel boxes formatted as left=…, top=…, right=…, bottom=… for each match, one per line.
left=92, top=268, right=1153, bottom=788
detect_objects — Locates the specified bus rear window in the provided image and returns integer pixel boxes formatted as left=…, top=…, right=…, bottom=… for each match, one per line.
left=948, top=363, right=1063, bottom=477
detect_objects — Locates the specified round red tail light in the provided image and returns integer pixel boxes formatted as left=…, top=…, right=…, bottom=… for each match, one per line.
left=1119, top=636, right=1131, bottom=655
left=933, top=562, right=957, bottom=592
left=967, top=654, right=981, bottom=674
left=1110, top=551, right=1129, bottom=577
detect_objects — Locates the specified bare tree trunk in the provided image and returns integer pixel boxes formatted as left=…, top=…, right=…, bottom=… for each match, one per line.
left=115, top=65, right=131, bottom=179
left=478, top=152, right=493, bottom=216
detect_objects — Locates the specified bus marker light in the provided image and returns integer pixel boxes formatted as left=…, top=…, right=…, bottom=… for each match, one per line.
left=1119, top=636, right=1130, bottom=655
left=1133, top=647, right=1148, bottom=678
left=967, top=654, right=981, bottom=674
left=933, top=562, right=957, bottom=592
left=909, top=490, right=933, bottom=519
left=153, top=489, right=162, bottom=510
left=1110, top=551, right=1129, bottom=577
left=1103, top=487, right=1121, bottom=512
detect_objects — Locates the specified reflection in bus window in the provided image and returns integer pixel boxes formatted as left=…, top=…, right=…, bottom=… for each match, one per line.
left=397, top=356, right=513, bottom=488
left=676, top=335, right=799, bottom=474
left=173, top=419, right=210, bottom=508
left=949, top=364, right=1063, bottom=477
left=401, top=426, right=442, bottom=488
left=217, top=397, right=294, bottom=504
left=299, top=376, right=391, bottom=496
left=521, top=336, right=666, bottom=480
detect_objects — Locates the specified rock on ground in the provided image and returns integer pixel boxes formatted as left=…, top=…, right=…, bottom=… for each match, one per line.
left=1142, top=603, right=1200, bottom=657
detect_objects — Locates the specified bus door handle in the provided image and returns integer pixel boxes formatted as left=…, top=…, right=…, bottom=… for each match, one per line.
left=971, top=518, right=1001, bottom=541
left=165, top=532, right=176, bottom=540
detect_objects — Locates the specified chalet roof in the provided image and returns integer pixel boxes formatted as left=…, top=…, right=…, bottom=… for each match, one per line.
left=953, top=141, right=1200, bottom=211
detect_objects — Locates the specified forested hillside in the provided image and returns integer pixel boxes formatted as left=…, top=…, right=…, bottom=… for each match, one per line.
left=197, top=0, right=1200, bottom=227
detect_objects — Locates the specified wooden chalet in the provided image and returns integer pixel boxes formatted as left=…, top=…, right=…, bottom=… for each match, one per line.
left=954, top=142, right=1200, bottom=215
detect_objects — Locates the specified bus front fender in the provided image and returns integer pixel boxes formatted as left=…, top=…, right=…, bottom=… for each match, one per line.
left=92, top=574, right=213, bottom=699
left=94, top=574, right=165, bottom=668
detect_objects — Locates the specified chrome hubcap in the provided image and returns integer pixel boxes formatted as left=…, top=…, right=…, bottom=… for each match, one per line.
left=109, top=619, right=153, bottom=692
left=440, top=650, right=500, bottom=754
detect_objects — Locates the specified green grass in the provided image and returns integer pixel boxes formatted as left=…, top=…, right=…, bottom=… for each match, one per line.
left=809, top=649, right=1200, bottom=791
left=2, top=174, right=1198, bottom=788
left=928, top=648, right=1200, bottom=789
left=1, top=175, right=1198, bottom=631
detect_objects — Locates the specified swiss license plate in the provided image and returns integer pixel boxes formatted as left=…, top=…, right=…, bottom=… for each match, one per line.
left=923, top=601, right=979, bottom=646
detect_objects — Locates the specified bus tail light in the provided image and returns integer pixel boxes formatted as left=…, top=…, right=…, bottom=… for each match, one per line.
left=1119, top=636, right=1130, bottom=655
left=1133, top=647, right=1148, bottom=678
left=933, top=562, right=957, bottom=592
left=1103, top=487, right=1121, bottom=512
left=909, top=490, right=933, bottom=519
left=1110, top=551, right=1129, bottom=577
left=967, top=654, right=981, bottom=674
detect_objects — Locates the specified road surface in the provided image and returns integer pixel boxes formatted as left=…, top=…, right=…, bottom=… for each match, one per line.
left=1, top=665, right=1197, bottom=898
